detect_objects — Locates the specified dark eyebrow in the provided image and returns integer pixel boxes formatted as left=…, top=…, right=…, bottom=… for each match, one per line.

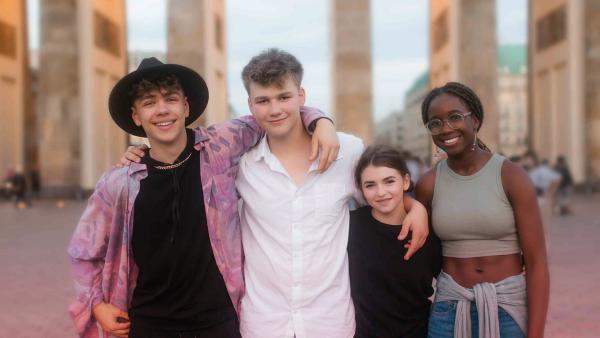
left=162, top=90, right=181, bottom=97
left=140, top=93, right=157, bottom=100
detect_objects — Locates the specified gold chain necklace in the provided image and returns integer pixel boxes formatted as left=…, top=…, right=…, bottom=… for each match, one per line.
left=152, top=152, right=193, bottom=170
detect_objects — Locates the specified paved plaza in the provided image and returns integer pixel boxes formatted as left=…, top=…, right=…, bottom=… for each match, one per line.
left=0, top=193, right=599, bottom=337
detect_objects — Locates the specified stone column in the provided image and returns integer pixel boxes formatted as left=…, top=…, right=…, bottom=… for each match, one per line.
left=528, top=0, right=597, bottom=184
left=168, top=0, right=229, bottom=127
left=38, top=0, right=81, bottom=194
left=39, top=0, right=126, bottom=195
left=429, top=0, right=499, bottom=151
left=585, top=0, right=600, bottom=184
left=0, top=0, right=28, bottom=180
left=79, top=0, right=128, bottom=190
left=330, top=0, right=374, bottom=143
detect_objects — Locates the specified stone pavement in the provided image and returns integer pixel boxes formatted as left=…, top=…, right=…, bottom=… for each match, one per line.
left=0, top=199, right=81, bottom=337
left=0, top=193, right=599, bottom=337
left=544, top=192, right=600, bottom=337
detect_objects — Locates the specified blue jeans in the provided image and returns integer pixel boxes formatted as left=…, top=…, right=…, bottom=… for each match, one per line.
left=427, top=301, right=525, bottom=338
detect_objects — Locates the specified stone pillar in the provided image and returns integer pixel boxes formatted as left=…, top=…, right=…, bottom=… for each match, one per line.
left=79, top=0, right=128, bottom=190
left=429, top=0, right=499, bottom=151
left=168, top=0, right=229, bottom=127
left=0, top=0, right=28, bottom=180
left=39, top=0, right=127, bottom=194
left=330, top=0, right=374, bottom=143
left=529, top=0, right=597, bottom=184
left=584, top=0, right=600, bottom=185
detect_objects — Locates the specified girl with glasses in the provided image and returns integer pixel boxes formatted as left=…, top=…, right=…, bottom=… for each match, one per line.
left=416, top=82, right=549, bottom=338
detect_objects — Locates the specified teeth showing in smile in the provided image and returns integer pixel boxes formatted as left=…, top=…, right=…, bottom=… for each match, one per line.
left=155, top=121, right=174, bottom=127
left=443, top=137, right=459, bottom=145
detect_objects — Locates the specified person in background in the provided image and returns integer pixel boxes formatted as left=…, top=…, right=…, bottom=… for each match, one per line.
left=11, top=167, right=28, bottom=208
left=523, top=151, right=561, bottom=248
left=554, top=155, right=573, bottom=216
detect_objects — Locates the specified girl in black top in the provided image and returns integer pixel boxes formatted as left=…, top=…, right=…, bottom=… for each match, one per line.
left=349, top=145, right=442, bottom=338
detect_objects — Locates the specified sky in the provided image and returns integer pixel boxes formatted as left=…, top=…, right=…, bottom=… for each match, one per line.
left=27, top=0, right=527, bottom=121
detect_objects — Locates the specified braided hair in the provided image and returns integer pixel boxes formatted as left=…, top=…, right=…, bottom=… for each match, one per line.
left=420, top=82, right=490, bottom=152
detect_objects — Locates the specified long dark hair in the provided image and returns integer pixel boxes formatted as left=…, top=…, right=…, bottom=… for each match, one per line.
left=354, top=145, right=414, bottom=192
left=420, top=81, right=490, bottom=151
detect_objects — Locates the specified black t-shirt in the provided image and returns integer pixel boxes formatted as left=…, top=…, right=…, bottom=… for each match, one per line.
left=348, top=206, right=442, bottom=338
left=130, top=129, right=236, bottom=331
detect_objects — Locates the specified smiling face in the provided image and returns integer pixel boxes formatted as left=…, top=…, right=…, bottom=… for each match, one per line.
left=131, top=87, right=189, bottom=148
left=247, top=75, right=306, bottom=140
left=360, top=165, right=411, bottom=219
left=426, top=92, right=480, bottom=156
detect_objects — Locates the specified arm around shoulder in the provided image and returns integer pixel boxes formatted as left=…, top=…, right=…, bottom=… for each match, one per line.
left=203, top=115, right=265, bottom=159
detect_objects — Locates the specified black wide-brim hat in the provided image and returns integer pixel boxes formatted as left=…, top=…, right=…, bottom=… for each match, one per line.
left=109, top=57, right=209, bottom=137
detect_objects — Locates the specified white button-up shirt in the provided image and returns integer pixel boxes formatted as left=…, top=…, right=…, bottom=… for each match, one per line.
left=236, top=133, right=363, bottom=338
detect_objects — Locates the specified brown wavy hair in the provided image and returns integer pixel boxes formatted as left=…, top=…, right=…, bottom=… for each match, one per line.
left=241, top=48, right=304, bottom=93
left=354, top=145, right=415, bottom=193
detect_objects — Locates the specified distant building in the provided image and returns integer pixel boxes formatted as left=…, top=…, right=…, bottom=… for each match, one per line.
left=375, top=45, right=527, bottom=163
left=400, top=72, right=432, bottom=163
left=529, top=0, right=599, bottom=184
left=374, top=71, right=431, bottom=163
left=497, top=44, right=528, bottom=157
left=374, top=111, right=403, bottom=147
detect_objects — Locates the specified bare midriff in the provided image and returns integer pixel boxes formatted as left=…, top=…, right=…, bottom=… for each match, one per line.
left=442, top=254, right=523, bottom=288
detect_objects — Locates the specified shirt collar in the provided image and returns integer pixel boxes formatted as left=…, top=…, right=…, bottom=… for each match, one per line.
left=129, top=161, right=148, bottom=176
left=252, top=135, right=343, bottom=171
left=128, top=128, right=208, bottom=176
left=252, top=136, right=272, bottom=162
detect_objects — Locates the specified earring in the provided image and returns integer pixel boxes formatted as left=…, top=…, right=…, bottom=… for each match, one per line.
left=472, top=131, right=478, bottom=151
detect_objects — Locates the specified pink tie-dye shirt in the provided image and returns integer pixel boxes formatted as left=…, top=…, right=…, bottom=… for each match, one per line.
left=68, top=110, right=324, bottom=337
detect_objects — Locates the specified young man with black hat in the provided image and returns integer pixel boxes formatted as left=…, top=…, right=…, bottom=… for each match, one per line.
left=67, top=57, right=337, bottom=338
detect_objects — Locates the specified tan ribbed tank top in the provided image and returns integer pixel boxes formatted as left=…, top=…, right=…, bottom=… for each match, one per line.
left=431, top=154, right=521, bottom=258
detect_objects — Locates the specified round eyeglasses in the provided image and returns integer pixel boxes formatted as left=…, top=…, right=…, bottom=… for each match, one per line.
left=425, top=112, right=472, bottom=135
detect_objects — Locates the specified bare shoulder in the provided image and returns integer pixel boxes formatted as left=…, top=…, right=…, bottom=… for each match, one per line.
left=415, top=166, right=437, bottom=208
left=500, top=158, right=536, bottom=199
